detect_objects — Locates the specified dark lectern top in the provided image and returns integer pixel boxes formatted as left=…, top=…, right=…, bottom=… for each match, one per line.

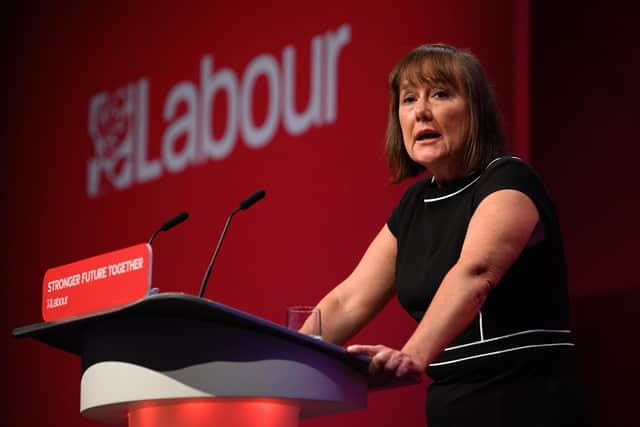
left=13, top=292, right=421, bottom=390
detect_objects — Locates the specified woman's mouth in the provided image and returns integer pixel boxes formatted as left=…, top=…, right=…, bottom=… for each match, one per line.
left=416, top=130, right=441, bottom=142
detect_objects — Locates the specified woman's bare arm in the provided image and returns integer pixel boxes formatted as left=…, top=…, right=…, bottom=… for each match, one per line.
left=349, top=190, right=540, bottom=376
left=303, top=224, right=398, bottom=345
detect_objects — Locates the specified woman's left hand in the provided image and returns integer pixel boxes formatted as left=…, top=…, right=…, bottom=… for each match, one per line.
left=346, top=344, right=426, bottom=378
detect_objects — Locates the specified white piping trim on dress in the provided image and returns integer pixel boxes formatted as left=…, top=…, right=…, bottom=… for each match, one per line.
left=429, top=342, right=575, bottom=367
left=423, top=155, right=523, bottom=204
left=423, top=175, right=482, bottom=203
left=443, top=328, right=572, bottom=351
left=479, top=310, right=485, bottom=341
left=486, top=155, right=522, bottom=168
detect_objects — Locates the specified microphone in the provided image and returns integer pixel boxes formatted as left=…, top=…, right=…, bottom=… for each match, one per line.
left=239, top=189, right=266, bottom=210
left=198, top=190, right=266, bottom=298
left=148, top=212, right=189, bottom=245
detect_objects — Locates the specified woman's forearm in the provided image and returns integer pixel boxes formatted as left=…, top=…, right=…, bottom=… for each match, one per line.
left=312, top=276, right=392, bottom=345
left=302, top=225, right=397, bottom=345
left=311, top=288, right=365, bottom=345
left=402, top=190, right=538, bottom=368
left=401, top=262, right=494, bottom=367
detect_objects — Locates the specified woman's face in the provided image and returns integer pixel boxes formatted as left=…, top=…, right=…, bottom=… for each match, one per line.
left=398, top=74, right=468, bottom=174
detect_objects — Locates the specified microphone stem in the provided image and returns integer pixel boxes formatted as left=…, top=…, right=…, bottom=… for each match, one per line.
left=199, top=208, right=239, bottom=298
left=148, top=229, right=161, bottom=246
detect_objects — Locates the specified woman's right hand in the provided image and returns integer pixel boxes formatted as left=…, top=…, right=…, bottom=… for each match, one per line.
left=347, top=343, right=425, bottom=380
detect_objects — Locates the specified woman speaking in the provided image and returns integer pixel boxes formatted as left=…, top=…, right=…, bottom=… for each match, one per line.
left=305, top=44, right=584, bottom=426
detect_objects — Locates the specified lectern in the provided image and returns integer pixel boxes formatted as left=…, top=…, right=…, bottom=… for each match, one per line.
left=13, top=293, right=415, bottom=427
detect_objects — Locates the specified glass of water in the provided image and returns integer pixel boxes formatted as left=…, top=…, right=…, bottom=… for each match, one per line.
left=286, top=306, right=321, bottom=339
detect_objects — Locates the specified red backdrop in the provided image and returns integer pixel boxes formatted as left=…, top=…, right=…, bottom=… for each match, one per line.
left=4, top=1, right=527, bottom=426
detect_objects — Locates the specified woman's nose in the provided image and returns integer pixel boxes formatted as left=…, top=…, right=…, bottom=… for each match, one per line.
left=414, top=99, right=431, bottom=120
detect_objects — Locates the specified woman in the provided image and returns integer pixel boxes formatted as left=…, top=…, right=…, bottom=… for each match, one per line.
left=307, top=44, right=584, bottom=426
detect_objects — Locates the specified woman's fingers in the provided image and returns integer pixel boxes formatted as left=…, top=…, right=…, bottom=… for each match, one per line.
left=396, top=357, right=417, bottom=377
left=370, top=346, right=393, bottom=375
left=346, top=344, right=384, bottom=355
left=384, top=350, right=402, bottom=371
left=347, top=344, right=392, bottom=375
left=347, top=344, right=420, bottom=377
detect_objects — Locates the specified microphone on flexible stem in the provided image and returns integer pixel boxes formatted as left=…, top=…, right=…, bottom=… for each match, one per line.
left=148, top=212, right=190, bottom=245
left=146, top=211, right=189, bottom=295
left=198, top=189, right=266, bottom=298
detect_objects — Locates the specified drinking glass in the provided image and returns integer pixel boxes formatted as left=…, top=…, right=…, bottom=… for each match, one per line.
left=286, top=306, right=321, bottom=339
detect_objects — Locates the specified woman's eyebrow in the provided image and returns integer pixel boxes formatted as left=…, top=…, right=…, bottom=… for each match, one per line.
left=399, top=81, right=422, bottom=93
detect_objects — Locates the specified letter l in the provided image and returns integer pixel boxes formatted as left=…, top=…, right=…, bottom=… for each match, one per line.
left=136, top=79, right=162, bottom=183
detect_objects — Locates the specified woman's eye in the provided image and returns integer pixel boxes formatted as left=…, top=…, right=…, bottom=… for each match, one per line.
left=401, top=95, right=416, bottom=103
left=432, top=90, right=449, bottom=99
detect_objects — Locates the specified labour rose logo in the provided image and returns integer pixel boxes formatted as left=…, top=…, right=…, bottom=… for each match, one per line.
left=87, top=85, right=135, bottom=197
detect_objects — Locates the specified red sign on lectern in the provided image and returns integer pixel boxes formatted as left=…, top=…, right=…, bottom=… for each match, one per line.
left=42, top=243, right=152, bottom=322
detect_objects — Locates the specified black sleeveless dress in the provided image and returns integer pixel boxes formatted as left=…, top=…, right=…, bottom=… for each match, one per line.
left=387, top=157, right=585, bottom=426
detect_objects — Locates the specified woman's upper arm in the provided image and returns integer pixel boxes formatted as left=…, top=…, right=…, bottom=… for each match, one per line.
left=458, top=189, right=540, bottom=285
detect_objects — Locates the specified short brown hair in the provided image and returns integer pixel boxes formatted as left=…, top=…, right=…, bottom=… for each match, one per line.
left=385, top=44, right=506, bottom=183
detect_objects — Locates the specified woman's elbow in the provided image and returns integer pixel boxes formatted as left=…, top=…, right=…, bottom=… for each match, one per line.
left=460, top=262, right=501, bottom=307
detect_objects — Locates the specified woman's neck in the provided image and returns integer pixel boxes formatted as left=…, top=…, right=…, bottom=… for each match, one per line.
left=429, top=162, right=472, bottom=187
